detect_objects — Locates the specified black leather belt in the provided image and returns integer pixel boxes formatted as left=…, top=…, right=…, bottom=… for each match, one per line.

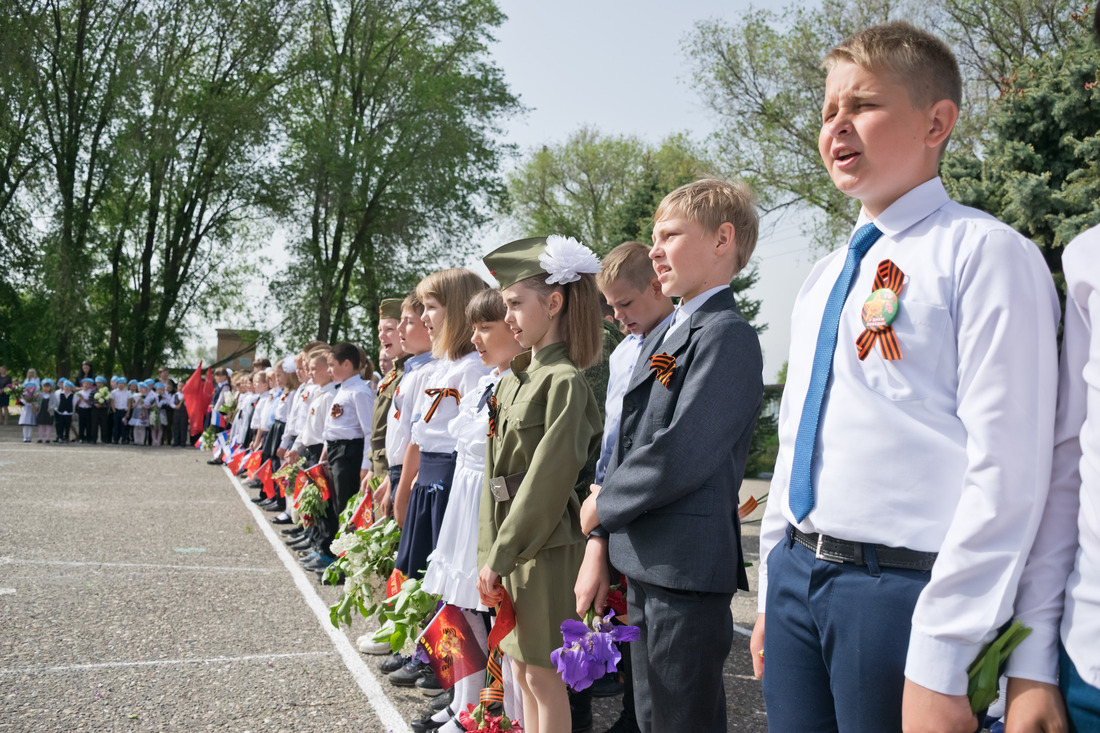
left=791, top=527, right=937, bottom=572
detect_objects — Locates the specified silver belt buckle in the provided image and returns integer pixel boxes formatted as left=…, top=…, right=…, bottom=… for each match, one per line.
left=489, top=476, right=510, bottom=502
left=815, top=533, right=841, bottom=563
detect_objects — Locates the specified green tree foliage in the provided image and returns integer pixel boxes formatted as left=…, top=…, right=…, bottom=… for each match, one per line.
left=505, top=127, right=765, bottom=332
left=686, top=0, right=1082, bottom=251
left=276, top=0, right=520, bottom=349
left=943, top=11, right=1100, bottom=280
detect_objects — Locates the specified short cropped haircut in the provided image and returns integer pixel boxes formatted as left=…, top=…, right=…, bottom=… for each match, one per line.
left=597, top=241, right=656, bottom=293
left=253, top=358, right=271, bottom=370
left=330, top=342, right=362, bottom=370
left=824, top=21, right=962, bottom=110
left=654, top=178, right=759, bottom=273
left=416, top=268, right=487, bottom=360
left=401, top=292, right=424, bottom=317
left=466, top=288, right=506, bottom=325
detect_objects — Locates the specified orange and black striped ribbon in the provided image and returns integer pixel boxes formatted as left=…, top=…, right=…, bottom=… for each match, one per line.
left=487, top=395, right=498, bottom=438
left=648, top=352, right=677, bottom=388
left=393, top=386, right=401, bottom=420
left=856, top=259, right=905, bottom=361
left=423, top=388, right=461, bottom=423
left=479, top=590, right=517, bottom=710
left=376, top=368, right=398, bottom=396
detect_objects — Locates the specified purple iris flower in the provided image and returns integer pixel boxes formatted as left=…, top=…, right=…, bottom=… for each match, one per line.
left=550, top=610, right=641, bottom=691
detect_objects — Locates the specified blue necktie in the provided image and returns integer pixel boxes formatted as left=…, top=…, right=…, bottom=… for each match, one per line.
left=788, top=222, right=883, bottom=522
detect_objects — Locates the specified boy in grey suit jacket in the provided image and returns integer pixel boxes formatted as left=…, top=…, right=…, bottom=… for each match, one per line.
left=578, top=178, right=763, bottom=732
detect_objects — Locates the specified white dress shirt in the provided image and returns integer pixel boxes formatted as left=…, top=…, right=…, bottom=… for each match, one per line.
left=1008, top=225, right=1100, bottom=688
left=661, top=284, right=728, bottom=344
left=110, top=388, right=131, bottom=410
left=410, top=351, right=492, bottom=454
left=596, top=312, right=674, bottom=484
left=322, top=374, right=376, bottom=469
left=385, top=352, right=437, bottom=466
left=758, top=177, right=1060, bottom=695
left=294, top=382, right=335, bottom=451
left=281, top=382, right=311, bottom=449
left=272, top=387, right=291, bottom=423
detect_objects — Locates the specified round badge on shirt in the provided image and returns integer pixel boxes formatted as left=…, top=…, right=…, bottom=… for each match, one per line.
left=861, top=288, right=899, bottom=332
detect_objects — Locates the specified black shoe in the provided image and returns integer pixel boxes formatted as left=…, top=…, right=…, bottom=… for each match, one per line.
left=286, top=536, right=313, bottom=550
left=603, top=715, right=641, bottom=733
left=416, top=670, right=444, bottom=696
left=250, top=495, right=266, bottom=504
left=380, top=653, right=408, bottom=675
left=590, top=671, right=624, bottom=698
left=410, top=713, right=446, bottom=732
left=207, top=458, right=223, bottom=465
left=302, top=554, right=335, bottom=571
left=272, top=514, right=292, bottom=525
left=389, top=658, right=428, bottom=687
left=429, top=690, right=454, bottom=712
left=258, top=498, right=277, bottom=508
left=247, top=479, right=263, bottom=490
left=281, top=526, right=304, bottom=536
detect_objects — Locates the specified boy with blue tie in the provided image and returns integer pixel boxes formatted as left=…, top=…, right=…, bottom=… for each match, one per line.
left=752, top=22, right=1060, bottom=733
left=578, top=178, right=763, bottom=732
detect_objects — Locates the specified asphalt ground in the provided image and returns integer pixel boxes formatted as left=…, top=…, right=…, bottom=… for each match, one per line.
left=0, top=421, right=768, bottom=732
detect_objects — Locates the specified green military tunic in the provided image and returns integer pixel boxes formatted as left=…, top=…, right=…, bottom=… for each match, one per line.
left=369, top=354, right=408, bottom=477
left=478, top=341, right=602, bottom=667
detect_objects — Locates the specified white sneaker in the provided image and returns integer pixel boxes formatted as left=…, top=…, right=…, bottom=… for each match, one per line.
left=357, top=636, right=392, bottom=655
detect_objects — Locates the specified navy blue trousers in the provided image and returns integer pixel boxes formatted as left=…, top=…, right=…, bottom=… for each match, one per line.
left=1061, top=643, right=1100, bottom=733
left=394, top=451, right=455, bottom=579
left=762, top=529, right=931, bottom=733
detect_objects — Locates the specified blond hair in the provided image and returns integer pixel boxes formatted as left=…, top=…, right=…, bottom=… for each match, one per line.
left=597, top=241, right=656, bottom=293
left=653, top=178, right=759, bottom=273
left=824, top=21, right=961, bottom=110
left=416, top=268, right=488, bottom=360
left=516, top=273, right=603, bottom=370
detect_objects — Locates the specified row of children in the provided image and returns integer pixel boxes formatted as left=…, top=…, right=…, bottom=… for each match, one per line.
left=202, top=167, right=762, bottom=733
left=9, top=370, right=194, bottom=447
left=199, top=17, right=1100, bottom=733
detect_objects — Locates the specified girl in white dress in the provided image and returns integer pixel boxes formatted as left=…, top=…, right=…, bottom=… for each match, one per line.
left=419, top=289, right=526, bottom=732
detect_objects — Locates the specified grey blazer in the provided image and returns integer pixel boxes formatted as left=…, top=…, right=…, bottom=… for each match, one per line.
left=596, top=288, right=762, bottom=594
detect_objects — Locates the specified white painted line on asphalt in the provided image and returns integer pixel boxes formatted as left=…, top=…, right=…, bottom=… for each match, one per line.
left=0, top=557, right=279, bottom=573
left=733, top=623, right=753, bottom=638
left=224, top=467, right=411, bottom=733
left=0, top=651, right=334, bottom=676
left=0, top=588, right=14, bottom=595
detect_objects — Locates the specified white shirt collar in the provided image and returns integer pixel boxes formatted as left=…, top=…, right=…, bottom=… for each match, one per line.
left=857, top=177, right=950, bottom=240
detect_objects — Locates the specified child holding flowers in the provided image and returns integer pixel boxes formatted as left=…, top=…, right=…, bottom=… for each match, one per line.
left=37, top=379, right=55, bottom=443
left=477, top=236, right=603, bottom=733
left=18, top=378, right=39, bottom=443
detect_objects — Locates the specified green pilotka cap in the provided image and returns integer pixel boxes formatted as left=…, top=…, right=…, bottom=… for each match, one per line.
left=483, top=237, right=551, bottom=290
left=379, top=298, right=403, bottom=321
left=483, top=235, right=602, bottom=290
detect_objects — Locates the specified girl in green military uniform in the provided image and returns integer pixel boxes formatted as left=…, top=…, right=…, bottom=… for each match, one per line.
left=477, top=236, right=604, bottom=733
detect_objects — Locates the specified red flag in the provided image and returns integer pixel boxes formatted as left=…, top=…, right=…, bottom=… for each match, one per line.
left=244, top=451, right=263, bottom=480
left=293, top=471, right=309, bottom=500
left=349, top=492, right=374, bottom=530
left=275, top=476, right=288, bottom=498
left=227, top=450, right=248, bottom=475
left=386, top=568, right=407, bottom=599
left=180, top=361, right=213, bottom=438
left=417, top=604, right=489, bottom=690
left=304, top=463, right=332, bottom=502
left=255, top=460, right=275, bottom=498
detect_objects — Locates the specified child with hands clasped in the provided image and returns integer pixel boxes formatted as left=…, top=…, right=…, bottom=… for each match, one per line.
left=477, top=236, right=603, bottom=733
left=751, top=23, right=1060, bottom=733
